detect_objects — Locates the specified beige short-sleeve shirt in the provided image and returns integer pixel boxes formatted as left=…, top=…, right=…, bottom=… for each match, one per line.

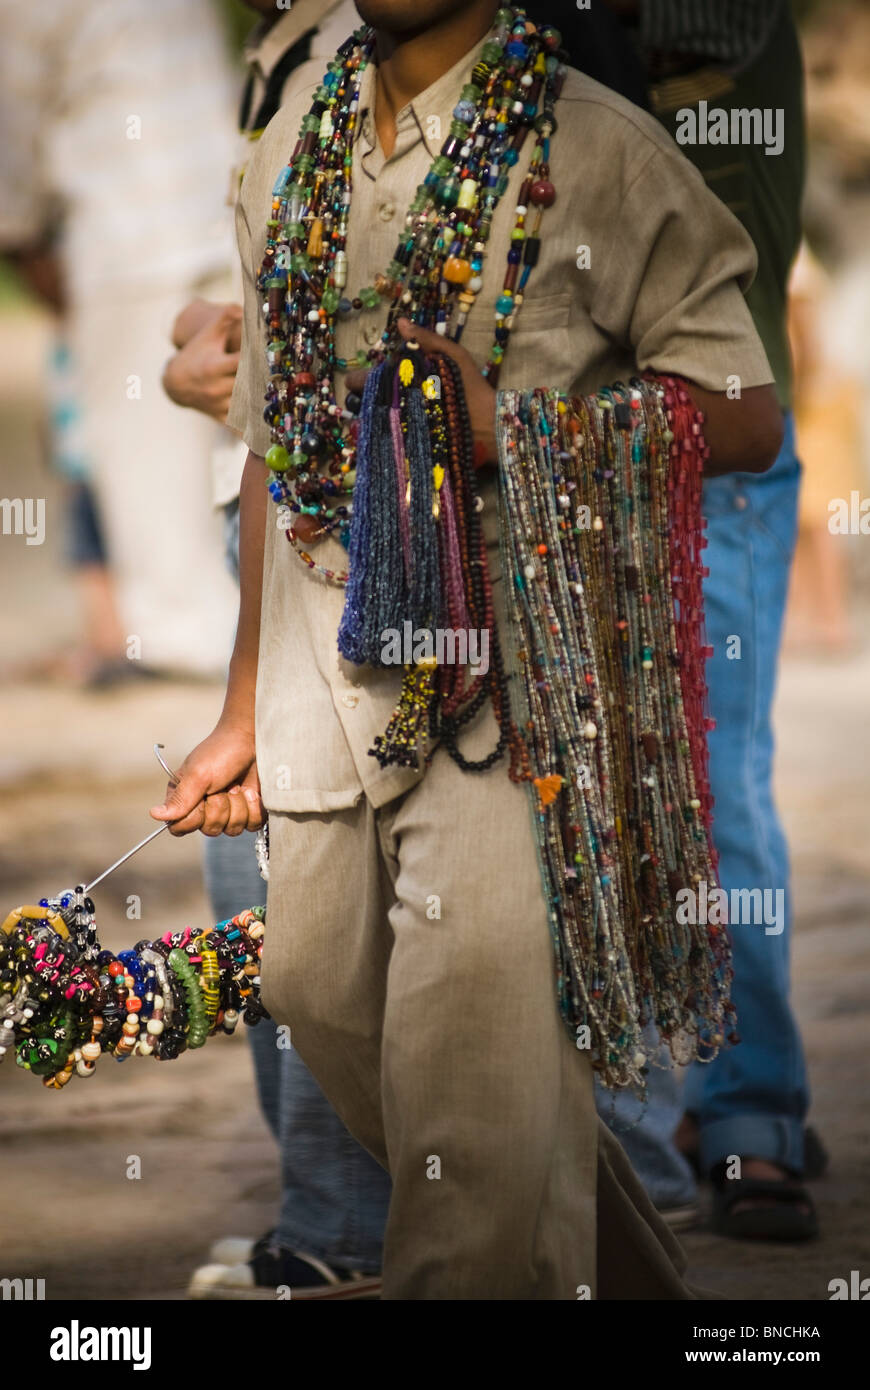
left=227, top=44, right=773, bottom=815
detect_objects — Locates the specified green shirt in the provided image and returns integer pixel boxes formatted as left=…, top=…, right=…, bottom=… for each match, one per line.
left=647, top=4, right=805, bottom=407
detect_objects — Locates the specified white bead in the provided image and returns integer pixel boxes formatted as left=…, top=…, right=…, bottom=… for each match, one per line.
left=521, top=72, right=533, bottom=87
left=81, top=1041, right=101, bottom=1061
left=435, top=322, right=447, bottom=335
left=515, top=204, right=527, bottom=216
left=583, top=722, right=598, bottom=740
left=146, top=1019, right=164, bottom=1035
left=76, top=1059, right=95, bottom=1077
left=512, top=101, right=524, bottom=115
left=469, top=276, right=483, bottom=293
left=307, top=309, right=319, bottom=323
left=524, top=563, right=536, bottom=580
left=126, top=1012, right=139, bottom=1026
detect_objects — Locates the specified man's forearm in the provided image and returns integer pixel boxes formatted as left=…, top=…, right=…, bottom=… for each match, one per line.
left=685, top=382, right=783, bottom=477
left=221, top=451, right=266, bottom=731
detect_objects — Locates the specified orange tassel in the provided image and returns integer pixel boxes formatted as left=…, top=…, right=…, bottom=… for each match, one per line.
left=534, top=774, right=563, bottom=807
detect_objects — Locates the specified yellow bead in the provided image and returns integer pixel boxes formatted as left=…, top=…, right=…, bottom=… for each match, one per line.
left=444, top=256, right=472, bottom=285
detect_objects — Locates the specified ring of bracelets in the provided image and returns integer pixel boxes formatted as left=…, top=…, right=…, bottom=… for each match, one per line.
left=0, top=893, right=268, bottom=1089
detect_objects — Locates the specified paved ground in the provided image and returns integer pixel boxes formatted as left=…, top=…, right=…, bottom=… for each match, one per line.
left=1, top=310, right=868, bottom=1301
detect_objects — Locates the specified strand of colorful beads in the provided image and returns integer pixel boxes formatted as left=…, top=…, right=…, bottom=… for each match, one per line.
left=257, top=6, right=565, bottom=574
left=496, top=376, right=735, bottom=1089
left=0, top=890, right=268, bottom=1088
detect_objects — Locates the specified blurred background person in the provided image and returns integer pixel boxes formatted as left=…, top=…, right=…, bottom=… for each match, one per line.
left=164, top=0, right=392, bottom=1301
left=584, top=0, right=821, bottom=1243
left=0, top=0, right=239, bottom=677
left=785, top=0, right=870, bottom=651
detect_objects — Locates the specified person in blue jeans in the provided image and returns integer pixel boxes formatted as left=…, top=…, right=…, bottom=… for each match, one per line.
left=165, top=1, right=393, bottom=1299
left=188, top=499, right=391, bottom=1299
left=600, top=423, right=814, bottom=1237
left=594, top=0, right=819, bottom=1241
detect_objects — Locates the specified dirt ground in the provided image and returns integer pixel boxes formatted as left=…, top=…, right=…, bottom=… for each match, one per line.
left=1, top=312, right=868, bottom=1301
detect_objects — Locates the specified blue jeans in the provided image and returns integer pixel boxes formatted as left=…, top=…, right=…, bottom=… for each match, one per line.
left=597, top=415, right=808, bottom=1199
left=205, top=499, right=390, bottom=1269
left=203, top=830, right=390, bottom=1269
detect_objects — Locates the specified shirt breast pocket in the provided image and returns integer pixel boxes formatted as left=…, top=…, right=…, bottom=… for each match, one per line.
left=506, top=290, right=573, bottom=390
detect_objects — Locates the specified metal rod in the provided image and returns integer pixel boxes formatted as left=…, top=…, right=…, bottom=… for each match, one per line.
left=84, top=824, right=169, bottom=894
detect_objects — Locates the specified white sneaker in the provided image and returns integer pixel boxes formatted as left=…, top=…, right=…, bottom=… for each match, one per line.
left=207, top=1236, right=258, bottom=1266
left=189, top=1245, right=382, bottom=1301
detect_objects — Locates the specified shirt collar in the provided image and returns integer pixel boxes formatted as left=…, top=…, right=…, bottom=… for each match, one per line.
left=356, top=35, right=488, bottom=162
left=244, top=0, right=348, bottom=80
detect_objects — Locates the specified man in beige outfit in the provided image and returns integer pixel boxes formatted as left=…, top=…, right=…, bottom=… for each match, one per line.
left=153, top=0, right=783, bottom=1299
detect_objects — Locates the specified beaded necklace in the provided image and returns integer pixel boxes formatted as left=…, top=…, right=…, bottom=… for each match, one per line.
left=258, top=7, right=564, bottom=574
left=497, top=377, right=734, bottom=1088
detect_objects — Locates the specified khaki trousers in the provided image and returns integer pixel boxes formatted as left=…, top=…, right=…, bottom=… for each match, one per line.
left=262, top=735, right=698, bottom=1301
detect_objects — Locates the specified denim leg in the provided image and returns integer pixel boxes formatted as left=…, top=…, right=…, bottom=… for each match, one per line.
left=202, top=831, right=390, bottom=1269
left=596, top=1025, right=698, bottom=1208
left=683, top=414, right=809, bottom=1174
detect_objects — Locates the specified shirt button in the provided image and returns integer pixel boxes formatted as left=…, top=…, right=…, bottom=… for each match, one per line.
left=378, top=202, right=395, bottom=221
left=341, top=693, right=359, bottom=709
left=735, top=494, right=748, bottom=510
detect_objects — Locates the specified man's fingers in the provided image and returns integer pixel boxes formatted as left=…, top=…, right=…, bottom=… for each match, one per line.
left=343, top=368, right=369, bottom=395
left=150, top=770, right=210, bottom=825
left=210, top=304, right=242, bottom=336
left=397, top=317, right=462, bottom=362
left=199, top=792, right=231, bottom=837
left=241, top=773, right=265, bottom=831
left=223, top=786, right=250, bottom=837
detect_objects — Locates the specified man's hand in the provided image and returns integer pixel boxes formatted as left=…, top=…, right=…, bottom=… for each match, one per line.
left=344, top=318, right=498, bottom=463
left=162, top=303, right=242, bottom=424
left=149, top=722, right=263, bottom=837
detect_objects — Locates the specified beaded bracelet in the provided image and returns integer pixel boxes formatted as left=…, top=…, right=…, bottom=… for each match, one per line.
left=0, top=897, right=268, bottom=1088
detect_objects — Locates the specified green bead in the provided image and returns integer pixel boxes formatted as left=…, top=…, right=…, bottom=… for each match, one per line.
left=321, top=287, right=340, bottom=314
left=265, top=444, right=290, bottom=473
left=481, top=40, right=503, bottom=63
left=359, top=286, right=380, bottom=309
left=436, top=177, right=459, bottom=208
